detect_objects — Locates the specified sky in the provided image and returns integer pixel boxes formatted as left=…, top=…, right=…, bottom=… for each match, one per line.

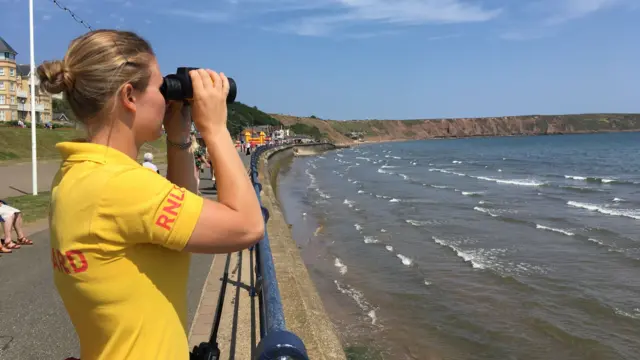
left=0, top=0, right=638, bottom=120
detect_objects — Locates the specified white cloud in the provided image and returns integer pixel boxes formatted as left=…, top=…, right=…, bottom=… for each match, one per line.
left=546, top=0, right=621, bottom=24
left=275, top=0, right=502, bottom=36
left=161, top=9, right=231, bottom=23
left=161, top=0, right=501, bottom=36
left=42, top=14, right=52, bottom=21
left=499, top=0, right=627, bottom=41
left=428, top=33, right=462, bottom=41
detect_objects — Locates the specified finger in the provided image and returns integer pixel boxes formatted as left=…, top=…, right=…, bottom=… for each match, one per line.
left=220, top=72, right=230, bottom=96
left=189, top=70, right=205, bottom=98
left=198, top=69, right=214, bottom=90
left=206, top=70, right=222, bottom=91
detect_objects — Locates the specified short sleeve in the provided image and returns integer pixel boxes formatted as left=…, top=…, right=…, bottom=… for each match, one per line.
left=92, top=167, right=204, bottom=251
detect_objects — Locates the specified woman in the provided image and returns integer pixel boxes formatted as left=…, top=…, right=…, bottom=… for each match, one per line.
left=37, top=30, right=264, bottom=360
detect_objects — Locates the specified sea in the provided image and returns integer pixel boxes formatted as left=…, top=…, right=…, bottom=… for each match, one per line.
left=276, top=132, right=640, bottom=360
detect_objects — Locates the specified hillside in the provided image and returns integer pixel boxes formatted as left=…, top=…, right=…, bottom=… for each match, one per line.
left=271, top=113, right=640, bottom=144
left=227, top=102, right=281, bottom=137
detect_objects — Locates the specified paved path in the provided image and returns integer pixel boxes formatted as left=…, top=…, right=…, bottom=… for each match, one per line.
left=189, top=153, right=259, bottom=358
left=0, top=161, right=62, bottom=198
left=0, top=161, right=169, bottom=199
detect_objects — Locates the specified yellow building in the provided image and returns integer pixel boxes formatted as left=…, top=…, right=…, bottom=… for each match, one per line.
left=0, top=36, right=52, bottom=124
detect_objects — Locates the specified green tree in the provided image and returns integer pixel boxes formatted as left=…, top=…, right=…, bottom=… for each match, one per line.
left=52, top=98, right=76, bottom=122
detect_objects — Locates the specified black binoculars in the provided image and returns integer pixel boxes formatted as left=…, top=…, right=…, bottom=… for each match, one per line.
left=160, top=67, right=237, bottom=104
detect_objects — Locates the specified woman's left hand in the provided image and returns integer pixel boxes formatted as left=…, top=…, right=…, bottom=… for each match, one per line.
left=163, top=101, right=191, bottom=143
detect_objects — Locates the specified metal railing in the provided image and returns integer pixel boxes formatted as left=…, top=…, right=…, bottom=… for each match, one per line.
left=191, top=144, right=309, bottom=360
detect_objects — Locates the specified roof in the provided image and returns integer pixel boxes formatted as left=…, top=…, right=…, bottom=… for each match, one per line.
left=16, top=64, right=30, bottom=77
left=0, top=36, right=17, bottom=55
left=52, top=113, right=69, bottom=121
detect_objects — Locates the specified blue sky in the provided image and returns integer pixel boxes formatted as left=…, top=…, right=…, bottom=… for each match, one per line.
left=0, top=0, right=638, bottom=120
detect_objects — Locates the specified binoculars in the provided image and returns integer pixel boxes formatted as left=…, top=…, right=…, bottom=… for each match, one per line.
left=160, top=67, right=237, bottom=104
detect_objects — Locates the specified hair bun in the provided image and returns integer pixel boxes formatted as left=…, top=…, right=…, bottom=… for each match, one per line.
left=37, top=60, right=73, bottom=94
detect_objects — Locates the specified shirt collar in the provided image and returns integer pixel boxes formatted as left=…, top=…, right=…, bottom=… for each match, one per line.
left=56, top=141, right=139, bottom=166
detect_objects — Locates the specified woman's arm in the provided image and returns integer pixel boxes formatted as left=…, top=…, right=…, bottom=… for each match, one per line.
left=163, top=103, right=197, bottom=193
left=182, top=69, right=264, bottom=253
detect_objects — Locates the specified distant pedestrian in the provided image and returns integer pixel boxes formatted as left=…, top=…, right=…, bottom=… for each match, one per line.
left=142, top=152, right=159, bottom=174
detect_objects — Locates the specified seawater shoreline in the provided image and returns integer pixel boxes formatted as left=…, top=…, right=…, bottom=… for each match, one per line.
left=269, top=133, right=640, bottom=360
left=256, top=143, right=346, bottom=360
left=266, top=143, right=396, bottom=360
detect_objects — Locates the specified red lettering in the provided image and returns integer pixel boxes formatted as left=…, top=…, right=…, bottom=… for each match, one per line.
left=169, top=191, right=185, bottom=201
left=65, top=250, right=88, bottom=273
left=56, top=250, right=70, bottom=274
left=154, top=187, right=185, bottom=231
left=162, top=198, right=181, bottom=216
left=155, top=214, right=175, bottom=231
left=52, top=248, right=61, bottom=271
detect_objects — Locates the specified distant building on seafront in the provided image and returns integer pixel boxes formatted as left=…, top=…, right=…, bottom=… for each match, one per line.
left=0, top=35, right=54, bottom=124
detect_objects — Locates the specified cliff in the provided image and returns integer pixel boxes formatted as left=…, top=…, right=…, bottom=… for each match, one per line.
left=271, top=113, right=640, bottom=144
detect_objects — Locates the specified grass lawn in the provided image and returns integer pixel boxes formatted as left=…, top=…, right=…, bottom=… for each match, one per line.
left=4, top=191, right=51, bottom=223
left=0, top=127, right=168, bottom=165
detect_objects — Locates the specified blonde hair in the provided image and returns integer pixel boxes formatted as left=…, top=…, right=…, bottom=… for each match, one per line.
left=37, top=30, right=155, bottom=123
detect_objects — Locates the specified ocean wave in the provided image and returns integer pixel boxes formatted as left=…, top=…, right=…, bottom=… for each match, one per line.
left=432, top=236, right=547, bottom=276
left=565, top=175, right=638, bottom=185
left=334, top=280, right=378, bottom=325
left=567, top=201, right=640, bottom=220
left=343, top=199, right=355, bottom=208
left=364, top=236, right=379, bottom=244
left=474, top=206, right=499, bottom=217
left=334, top=258, right=348, bottom=275
left=474, top=176, right=544, bottom=187
left=396, top=254, right=413, bottom=266
left=536, top=224, right=575, bottom=236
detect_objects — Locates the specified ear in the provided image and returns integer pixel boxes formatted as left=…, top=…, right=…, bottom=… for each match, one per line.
left=119, top=83, right=136, bottom=113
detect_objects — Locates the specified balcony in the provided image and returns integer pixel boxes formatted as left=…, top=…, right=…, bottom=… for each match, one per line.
left=17, top=103, right=46, bottom=112
left=17, top=90, right=27, bottom=98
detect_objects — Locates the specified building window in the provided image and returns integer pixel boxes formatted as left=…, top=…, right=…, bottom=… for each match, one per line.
left=0, top=82, right=4, bottom=90
left=10, top=68, right=15, bottom=76
left=11, top=96, right=16, bottom=104
left=0, top=95, right=4, bottom=104
left=10, top=82, right=15, bottom=91
left=0, top=111, right=5, bottom=121
left=0, top=68, right=4, bottom=76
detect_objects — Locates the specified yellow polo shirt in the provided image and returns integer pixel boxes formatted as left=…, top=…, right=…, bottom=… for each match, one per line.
left=49, top=142, right=204, bottom=360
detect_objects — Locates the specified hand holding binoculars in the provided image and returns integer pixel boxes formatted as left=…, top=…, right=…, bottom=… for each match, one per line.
left=160, top=67, right=237, bottom=104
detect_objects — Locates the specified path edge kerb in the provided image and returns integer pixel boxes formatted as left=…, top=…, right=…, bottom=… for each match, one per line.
left=257, top=144, right=346, bottom=360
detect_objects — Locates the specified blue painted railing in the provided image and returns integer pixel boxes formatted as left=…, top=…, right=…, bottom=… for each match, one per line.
left=191, top=144, right=309, bottom=360
left=250, top=145, right=309, bottom=360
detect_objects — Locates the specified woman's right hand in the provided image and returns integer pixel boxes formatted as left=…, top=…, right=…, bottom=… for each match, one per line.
left=189, top=69, right=230, bottom=138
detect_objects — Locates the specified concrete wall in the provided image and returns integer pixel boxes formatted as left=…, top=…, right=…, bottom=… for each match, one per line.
left=257, top=144, right=346, bottom=360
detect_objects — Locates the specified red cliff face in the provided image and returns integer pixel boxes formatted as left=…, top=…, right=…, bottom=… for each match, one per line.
left=272, top=114, right=640, bottom=144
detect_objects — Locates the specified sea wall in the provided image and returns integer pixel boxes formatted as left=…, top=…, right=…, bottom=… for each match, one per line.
left=257, top=144, right=346, bottom=360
